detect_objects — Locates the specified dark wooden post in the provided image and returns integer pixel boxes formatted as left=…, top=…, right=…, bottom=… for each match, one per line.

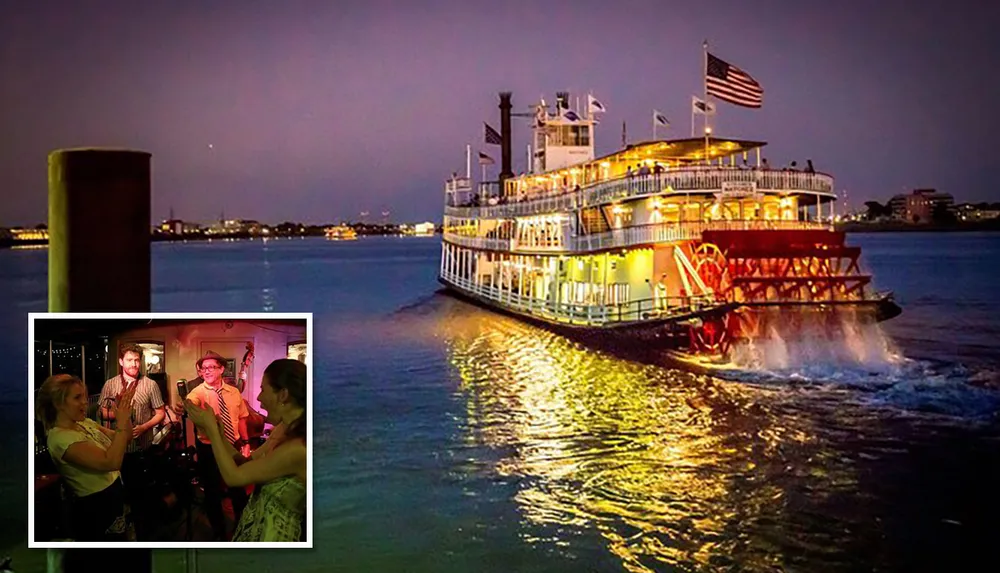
left=46, top=148, right=153, bottom=572
left=48, top=148, right=152, bottom=313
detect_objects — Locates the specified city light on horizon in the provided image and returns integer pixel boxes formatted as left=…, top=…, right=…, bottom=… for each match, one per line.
left=0, top=1, right=996, bottom=227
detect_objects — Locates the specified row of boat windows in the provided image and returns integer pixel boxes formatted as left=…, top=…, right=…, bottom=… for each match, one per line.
left=441, top=246, right=630, bottom=306
left=444, top=197, right=801, bottom=239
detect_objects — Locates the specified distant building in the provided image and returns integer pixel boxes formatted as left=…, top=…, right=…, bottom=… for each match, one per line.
left=414, top=222, right=436, bottom=236
left=955, top=203, right=1000, bottom=221
left=206, top=219, right=262, bottom=235
left=888, top=189, right=953, bottom=224
left=160, top=219, right=183, bottom=235
left=158, top=219, right=202, bottom=235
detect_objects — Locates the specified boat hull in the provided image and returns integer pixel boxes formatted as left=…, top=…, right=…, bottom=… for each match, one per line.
left=438, top=276, right=900, bottom=363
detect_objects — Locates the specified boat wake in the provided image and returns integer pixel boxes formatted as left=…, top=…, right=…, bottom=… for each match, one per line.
left=696, top=317, right=1000, bottom=419
left=389, top=290, right=453, bottom=316
left=728, top=313, right=902, bottom=372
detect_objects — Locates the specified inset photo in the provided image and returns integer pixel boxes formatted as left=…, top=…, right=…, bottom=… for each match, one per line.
left=28, top=313, right=312, bottom=548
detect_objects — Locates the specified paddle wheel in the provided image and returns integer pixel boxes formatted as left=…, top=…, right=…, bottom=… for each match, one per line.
left=690, top=242, right=731, bottom=297
left=687, top=311, right=737, bottom=355
left=704, top=229, right=874, bottom=305
left=703, top=229, right=871, bottom=305
left=683, top=229, right=884, bottom=356
left=680, top=241, right=738, bottom=355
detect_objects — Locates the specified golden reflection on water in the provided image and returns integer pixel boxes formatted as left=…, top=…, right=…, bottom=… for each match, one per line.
left=439, top=298, right=855, bottom=572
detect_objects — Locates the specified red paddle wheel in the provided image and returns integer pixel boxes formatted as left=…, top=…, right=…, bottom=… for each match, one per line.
left=691, top=242, right=731, bottom=298
left=684, top=242, right=738, bottom=356
left=704, top=229, right=873, bottom=306
left=682, top=229, right=877, bottom=356
left=687, top=312, right=737, bottom=355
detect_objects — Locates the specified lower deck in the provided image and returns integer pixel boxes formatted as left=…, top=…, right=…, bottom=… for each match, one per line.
left=440, top=227, right=887, bottom=332
left=439, top=237, right=732, bottom=328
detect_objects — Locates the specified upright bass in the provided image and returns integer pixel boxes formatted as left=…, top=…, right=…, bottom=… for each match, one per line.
left=236, top=342, right=268, bottom=448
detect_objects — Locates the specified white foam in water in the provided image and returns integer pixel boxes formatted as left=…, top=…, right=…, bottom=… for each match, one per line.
left=727, top=308, right=904, bottom=375
left=705, top=308, right=1000, bottom=417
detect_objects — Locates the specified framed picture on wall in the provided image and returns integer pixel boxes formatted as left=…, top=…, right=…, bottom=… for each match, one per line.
left=223, top=357, right=237, bottom=382
left=287, top=340, right=308, bottom=363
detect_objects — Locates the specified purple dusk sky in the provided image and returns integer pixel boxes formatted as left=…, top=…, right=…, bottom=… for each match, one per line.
left=1, top=0, right=997, bottom=226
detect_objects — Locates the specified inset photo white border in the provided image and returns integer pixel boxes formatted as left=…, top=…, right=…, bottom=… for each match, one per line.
left=28, top=312, right=313, bottom=549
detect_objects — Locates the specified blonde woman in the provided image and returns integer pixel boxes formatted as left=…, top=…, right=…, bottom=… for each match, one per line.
left=37, top=374, right=137, bottom=541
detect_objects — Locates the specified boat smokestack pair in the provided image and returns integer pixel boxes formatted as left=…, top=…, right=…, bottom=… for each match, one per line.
left=499, top=92, right=514, bottom=184
left=556, top=91, right=570, bottom=111
left=497, top=91, right=570, bottom=184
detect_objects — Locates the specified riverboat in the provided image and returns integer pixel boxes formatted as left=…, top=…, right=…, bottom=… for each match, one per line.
left=439, top=91, right=900, bottom=358
left=325, top=225, right=358, bottom=241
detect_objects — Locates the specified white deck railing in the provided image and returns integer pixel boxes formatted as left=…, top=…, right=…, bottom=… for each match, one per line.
left=440, top=272, right=719, bottom=327
left=444, top=167, right=835, bottom=219
left=443, top=219, right=832, bottom=254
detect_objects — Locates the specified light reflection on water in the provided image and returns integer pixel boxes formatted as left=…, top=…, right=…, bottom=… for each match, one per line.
left=3, top=236, right=999, bottom=572
left=437, top=298, right=863, bottom=572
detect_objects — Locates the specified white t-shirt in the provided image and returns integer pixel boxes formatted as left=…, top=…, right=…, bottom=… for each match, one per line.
left=47, top=418, right=120, bottom=497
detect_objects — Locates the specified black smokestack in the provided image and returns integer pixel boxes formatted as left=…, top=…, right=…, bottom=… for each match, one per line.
left=499, top=92, right=513, bottom=184
left=556, top=91, right=570, bottom=111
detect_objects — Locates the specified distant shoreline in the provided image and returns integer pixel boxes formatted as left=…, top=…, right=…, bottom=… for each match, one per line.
left=0, top=230, right=439, bottom=250
left=3, top=223, right=998, bottom=250
left=836, top=221, right=1000, bottom=233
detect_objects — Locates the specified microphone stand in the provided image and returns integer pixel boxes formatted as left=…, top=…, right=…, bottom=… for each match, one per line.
left=180, top=408, right=194, bottom=543
left=175, top=380, right=195, bottom=543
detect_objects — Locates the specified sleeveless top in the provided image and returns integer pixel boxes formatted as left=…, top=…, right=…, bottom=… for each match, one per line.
left=232, top=433, right=306, bottom=542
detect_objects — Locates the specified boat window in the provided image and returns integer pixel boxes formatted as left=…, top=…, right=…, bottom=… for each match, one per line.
left=550, top=125, right=590, bottom=147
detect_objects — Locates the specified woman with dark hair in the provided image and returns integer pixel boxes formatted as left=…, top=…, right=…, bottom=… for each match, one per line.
left=37, top=374, right=138, bottom=541
left=186, top=358, right=307, bottom=541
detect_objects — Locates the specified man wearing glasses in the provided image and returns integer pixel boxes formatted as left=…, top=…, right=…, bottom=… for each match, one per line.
left=185, top=350, right=250, bottom=541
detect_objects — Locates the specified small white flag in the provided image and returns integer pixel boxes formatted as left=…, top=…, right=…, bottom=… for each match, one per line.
left=692, top=96, right=716, bottom=115
left=588, top=94, right=606, bottom=114
left=653, top=110, right=670, bottom=126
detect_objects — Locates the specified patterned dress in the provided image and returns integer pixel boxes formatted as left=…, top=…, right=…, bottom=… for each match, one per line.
left=231, top=431, right=306, bottom=542
left=233, top=474, right=306, bottom=541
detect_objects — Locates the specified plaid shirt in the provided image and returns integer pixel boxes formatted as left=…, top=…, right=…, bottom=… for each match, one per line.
left=98, top=375, right=165, bottom=453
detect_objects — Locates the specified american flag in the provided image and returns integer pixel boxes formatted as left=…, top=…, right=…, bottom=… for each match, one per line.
left=706, top=53, right=763, bottom=108
left=478, top=151, right=494, bottom=165
left=484, top=122, right=503, bottom=145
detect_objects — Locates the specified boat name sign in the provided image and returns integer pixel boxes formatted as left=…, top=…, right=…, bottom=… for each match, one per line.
left=717, top=181, right=760, bottom=199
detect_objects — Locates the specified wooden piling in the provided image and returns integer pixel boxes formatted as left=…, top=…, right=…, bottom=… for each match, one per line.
left=48, top=148, right=152, bottom=312
left=46, top=148, right=153, bottom=572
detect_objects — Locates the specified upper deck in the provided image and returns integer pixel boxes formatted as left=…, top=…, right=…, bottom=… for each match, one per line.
left=445, top=165, right=835, bottom=219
